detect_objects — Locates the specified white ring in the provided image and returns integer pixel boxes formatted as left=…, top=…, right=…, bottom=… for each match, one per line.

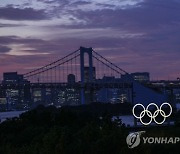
left=160, top=102, right=172, bottom=118
left=132, top=103, right=145, bottom=119
left=146, top=103, right=159, bottom=118
left=139, top=110, right=152, bottom=125
left=153, top=110, right=166, bottom=125
left=132, top=102, right=172, bottom=125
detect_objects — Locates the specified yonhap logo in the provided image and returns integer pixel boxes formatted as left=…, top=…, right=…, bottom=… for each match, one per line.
left=126, top=131, right=145, bottom=148
left=132, top=102, right=172, bottom=125
left=126, top=131, right=180, bottom=149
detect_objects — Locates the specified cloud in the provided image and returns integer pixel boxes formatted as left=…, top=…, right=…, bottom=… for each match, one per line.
left=0, top=45, right=11, bottom=54
left=0, top=36, right=53, bottom=56
left=71, top=2, right=180, bottom=30
left=95, top=3, right=116, bottom=8
left=36, top=0, right=58, bottom=4
left=0, top=7, right=49, bottom=20
left=71, top=1, right=92, bottom=6
left=0, top=23, right=25, bottom=27
left=0, top=36, right=45, bottom=45
left=0, top=0, right=179, bottom=80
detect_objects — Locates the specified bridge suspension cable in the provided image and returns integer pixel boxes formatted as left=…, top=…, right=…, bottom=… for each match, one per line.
left=92, top=49, right=129, bottom=75
left=24, top=49, right=80, bottom=83
left=24, top=49, right=79, bottom=76
left=23, top=47, right=129, bottom=84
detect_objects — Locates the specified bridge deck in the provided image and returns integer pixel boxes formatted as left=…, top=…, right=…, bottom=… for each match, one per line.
left=0, top=82, right=132, bottom=89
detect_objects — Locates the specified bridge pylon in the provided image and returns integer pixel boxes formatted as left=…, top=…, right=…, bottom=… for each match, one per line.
left=80, top=47, right=93, bottom=104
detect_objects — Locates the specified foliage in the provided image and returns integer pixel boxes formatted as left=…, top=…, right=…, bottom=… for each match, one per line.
left=0, top=104, right=179, bottom=154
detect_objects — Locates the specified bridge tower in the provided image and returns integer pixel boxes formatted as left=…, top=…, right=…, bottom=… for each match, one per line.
left=80, top=47, right=94, bottom=104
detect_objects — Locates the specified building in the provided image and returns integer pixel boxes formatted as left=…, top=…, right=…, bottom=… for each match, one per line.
left=96, top=77, right=132, bottom=104
left=131, top=72, right=150, bottom=83
left=2, top=72, right=29, bottom=84
left=148, top=80, right=180, bottom=105
left=67, top=74, right=76, bottom=84
left=121, top=73, right=168, bottom=106
left=1, top=72, right=30, bottom=110
left=121, top=72, right=150, bottom=83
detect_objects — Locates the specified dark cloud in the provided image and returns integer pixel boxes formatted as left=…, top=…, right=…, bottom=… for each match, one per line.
left=0, top=36, right=19, bottom=44
left=0, top=7, right=48, bottom=20
left=0, top=45, right=11, bottom=54
left=0, top=36, right=63, bottom=54
left=72, top=3, right=180, bottom=30
left=37, top=0, right=70, bottom=8
left=141, top=0, right=180, bottom=10
left=71, top=1, right=92, bottom=6
left=37, top=0, right=57, bottom=4
left=57, top=0, right=180, bottom=56
left=0, top=23, right=26, bottom=27
left=0, top=36, right=45, bottom=45
left=95, top=3, right=116, bottom=8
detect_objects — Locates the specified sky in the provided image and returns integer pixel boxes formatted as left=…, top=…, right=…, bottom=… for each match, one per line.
left=0, top=0, right=180, bottom=80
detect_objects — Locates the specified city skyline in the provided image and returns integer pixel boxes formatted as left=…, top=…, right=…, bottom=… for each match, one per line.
left=0, top=0, right=180, bottom=80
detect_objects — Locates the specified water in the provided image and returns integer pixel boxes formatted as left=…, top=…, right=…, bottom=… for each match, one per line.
left=0, top=111, right=26, bottom=123
left=119, top=115, right=134, bottom=127
left=0, top=110, right=176, bottom=126
left=113, top=115, right=174, bottom=127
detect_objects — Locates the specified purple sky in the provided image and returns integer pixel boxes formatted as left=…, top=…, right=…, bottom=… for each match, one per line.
left=0, top=0, right=180, bottom=80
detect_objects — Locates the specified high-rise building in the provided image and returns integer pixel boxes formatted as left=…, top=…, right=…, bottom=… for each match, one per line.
left=2, top=72, right=30, bottom=110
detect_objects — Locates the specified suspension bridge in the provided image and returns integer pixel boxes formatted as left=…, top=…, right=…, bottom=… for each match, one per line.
left=23, top=47, right=129, bottom=83
left=1, top=47, right=134, bottom=107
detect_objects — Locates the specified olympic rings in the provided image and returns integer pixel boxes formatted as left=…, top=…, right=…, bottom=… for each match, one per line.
left=132, top=102, right=172, bottom=125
